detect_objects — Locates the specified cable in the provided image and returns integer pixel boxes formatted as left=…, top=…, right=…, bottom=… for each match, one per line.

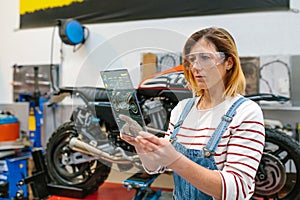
left=159, top=53, right=178, bottom=72
left=259, top=59, right=291, bottom=97
left=49, top=25, right=60, bottom=93
left=49, top=25, right=59, bottom=129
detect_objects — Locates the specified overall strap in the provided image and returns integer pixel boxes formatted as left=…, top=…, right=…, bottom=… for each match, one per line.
left=169, top=97, right=196, bottom=142
left=204, top=97, right=248, bottom=157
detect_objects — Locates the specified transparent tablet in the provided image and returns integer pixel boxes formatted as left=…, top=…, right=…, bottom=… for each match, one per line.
left=100, top=69, right=146, bottom=137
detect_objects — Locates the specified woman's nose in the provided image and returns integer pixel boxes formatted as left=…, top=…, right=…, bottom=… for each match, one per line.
left=191, top=61, right=203, bottom=70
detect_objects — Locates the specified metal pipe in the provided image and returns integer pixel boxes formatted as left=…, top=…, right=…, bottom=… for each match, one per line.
left=69, top=137, right=140, bottom=165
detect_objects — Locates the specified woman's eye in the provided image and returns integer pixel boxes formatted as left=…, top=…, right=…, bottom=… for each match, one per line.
left=188, top=56, right=196, bottom=63
left=200, top=55, right=211, bottom=61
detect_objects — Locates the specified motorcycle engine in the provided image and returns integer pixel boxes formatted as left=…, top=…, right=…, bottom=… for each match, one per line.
left=143, top=100, right=168, bottom=131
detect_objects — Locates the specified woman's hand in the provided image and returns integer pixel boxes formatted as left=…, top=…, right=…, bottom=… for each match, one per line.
left=119, top=114, right=143, bottom=138
left=136, top=131, right=182, bottom=167
left=119, top=115, right=182, bottom=170
left=119, top=114, right=151, bottom=153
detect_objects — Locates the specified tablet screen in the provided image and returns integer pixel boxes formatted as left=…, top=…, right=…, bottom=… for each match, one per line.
left=100, top=69, right=145, bottom=137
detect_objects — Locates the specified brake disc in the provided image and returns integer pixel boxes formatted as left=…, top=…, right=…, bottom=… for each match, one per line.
left=255, top=152, right=287, bottom=196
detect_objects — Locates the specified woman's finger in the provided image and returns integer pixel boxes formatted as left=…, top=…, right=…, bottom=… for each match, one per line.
left=136, top=136, right=161, bottom=152
left=138, top=131, right=165, bottom=146
left=120, top=134, right=137, bottom=145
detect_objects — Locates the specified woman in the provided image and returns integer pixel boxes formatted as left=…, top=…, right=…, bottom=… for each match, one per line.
left=120, top=27, right=265, bottom=200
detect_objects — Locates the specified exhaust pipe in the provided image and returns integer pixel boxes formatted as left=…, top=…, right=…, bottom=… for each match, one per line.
left=69, top=137, right=140, bottom=165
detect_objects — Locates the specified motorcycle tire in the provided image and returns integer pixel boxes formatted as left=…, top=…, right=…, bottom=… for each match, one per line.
left=253, top=128, right=300, bottom=200
left=45, top=121, right=111, bottom=194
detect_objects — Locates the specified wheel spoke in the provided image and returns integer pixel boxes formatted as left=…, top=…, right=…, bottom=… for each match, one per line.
left=280, top=153, right=290, bottom=165
left=272, top=148, right=283, bottom=157
left=72, top=165, right=77, bottom=173
left=58, top=162, right=65, bottom=168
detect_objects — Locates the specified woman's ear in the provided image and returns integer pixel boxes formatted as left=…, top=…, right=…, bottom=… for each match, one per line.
left=225, top=56, right=234, bottom=70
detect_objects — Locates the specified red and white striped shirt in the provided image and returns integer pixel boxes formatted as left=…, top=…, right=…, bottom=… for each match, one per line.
left=164, top=95, right=265, bottom=200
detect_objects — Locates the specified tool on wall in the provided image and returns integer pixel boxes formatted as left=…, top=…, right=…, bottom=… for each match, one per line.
left=13, top=64, right=60, bottom=148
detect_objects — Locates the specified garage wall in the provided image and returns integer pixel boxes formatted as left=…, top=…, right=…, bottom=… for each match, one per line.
left=1, top=0, right=300, bottom=103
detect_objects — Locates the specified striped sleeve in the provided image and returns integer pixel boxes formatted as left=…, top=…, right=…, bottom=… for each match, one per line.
left=218, top=100, right=265, bottom=200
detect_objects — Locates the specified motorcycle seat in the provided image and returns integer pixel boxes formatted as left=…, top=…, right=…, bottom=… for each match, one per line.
left=58, top=87, right=109, bottom=102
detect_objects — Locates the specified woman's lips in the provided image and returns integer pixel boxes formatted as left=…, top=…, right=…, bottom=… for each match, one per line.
left=195, top=75, right=205, bottom=80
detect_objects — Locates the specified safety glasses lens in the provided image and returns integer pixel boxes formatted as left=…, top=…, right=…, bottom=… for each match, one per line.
left=185, top=52, right=225, bottom=68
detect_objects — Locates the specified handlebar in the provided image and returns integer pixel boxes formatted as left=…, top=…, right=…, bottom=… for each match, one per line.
left=245, top=93, right=289, bottom=102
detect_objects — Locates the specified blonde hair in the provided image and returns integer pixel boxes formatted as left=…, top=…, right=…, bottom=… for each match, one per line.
left=183, top=27, right=245, bottom=97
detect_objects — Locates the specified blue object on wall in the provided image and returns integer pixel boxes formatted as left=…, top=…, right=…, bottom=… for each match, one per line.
left=58, top=19, right=86, bottom=45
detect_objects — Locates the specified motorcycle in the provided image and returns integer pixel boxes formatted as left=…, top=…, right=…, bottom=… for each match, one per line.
left=45, top=66, right=300, bottom=199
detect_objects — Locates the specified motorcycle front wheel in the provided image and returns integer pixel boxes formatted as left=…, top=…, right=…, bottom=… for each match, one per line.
left=253, top=128, right=300, bottom=200
left=45, top=121, right=111, bottom=194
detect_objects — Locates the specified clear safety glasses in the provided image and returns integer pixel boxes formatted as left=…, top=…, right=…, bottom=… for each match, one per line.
left=184, top=52, right=226, bottom=69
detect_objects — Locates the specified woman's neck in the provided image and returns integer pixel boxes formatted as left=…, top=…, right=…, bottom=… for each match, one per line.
left=198, top=89, right=225, bottom=110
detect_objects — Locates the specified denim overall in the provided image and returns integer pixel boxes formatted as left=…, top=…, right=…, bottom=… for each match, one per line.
left=170, top=97, right=248, bottom=200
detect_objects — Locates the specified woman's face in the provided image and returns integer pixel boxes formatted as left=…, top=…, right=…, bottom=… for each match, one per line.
left=187, top=38, right=230, bottom=91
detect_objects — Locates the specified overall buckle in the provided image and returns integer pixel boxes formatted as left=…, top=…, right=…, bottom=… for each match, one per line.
left=222, top=115, right=233, bottom=122
left=169, top=137, right=177, bottom=144
left=203, top=147, right=215, bottom=157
